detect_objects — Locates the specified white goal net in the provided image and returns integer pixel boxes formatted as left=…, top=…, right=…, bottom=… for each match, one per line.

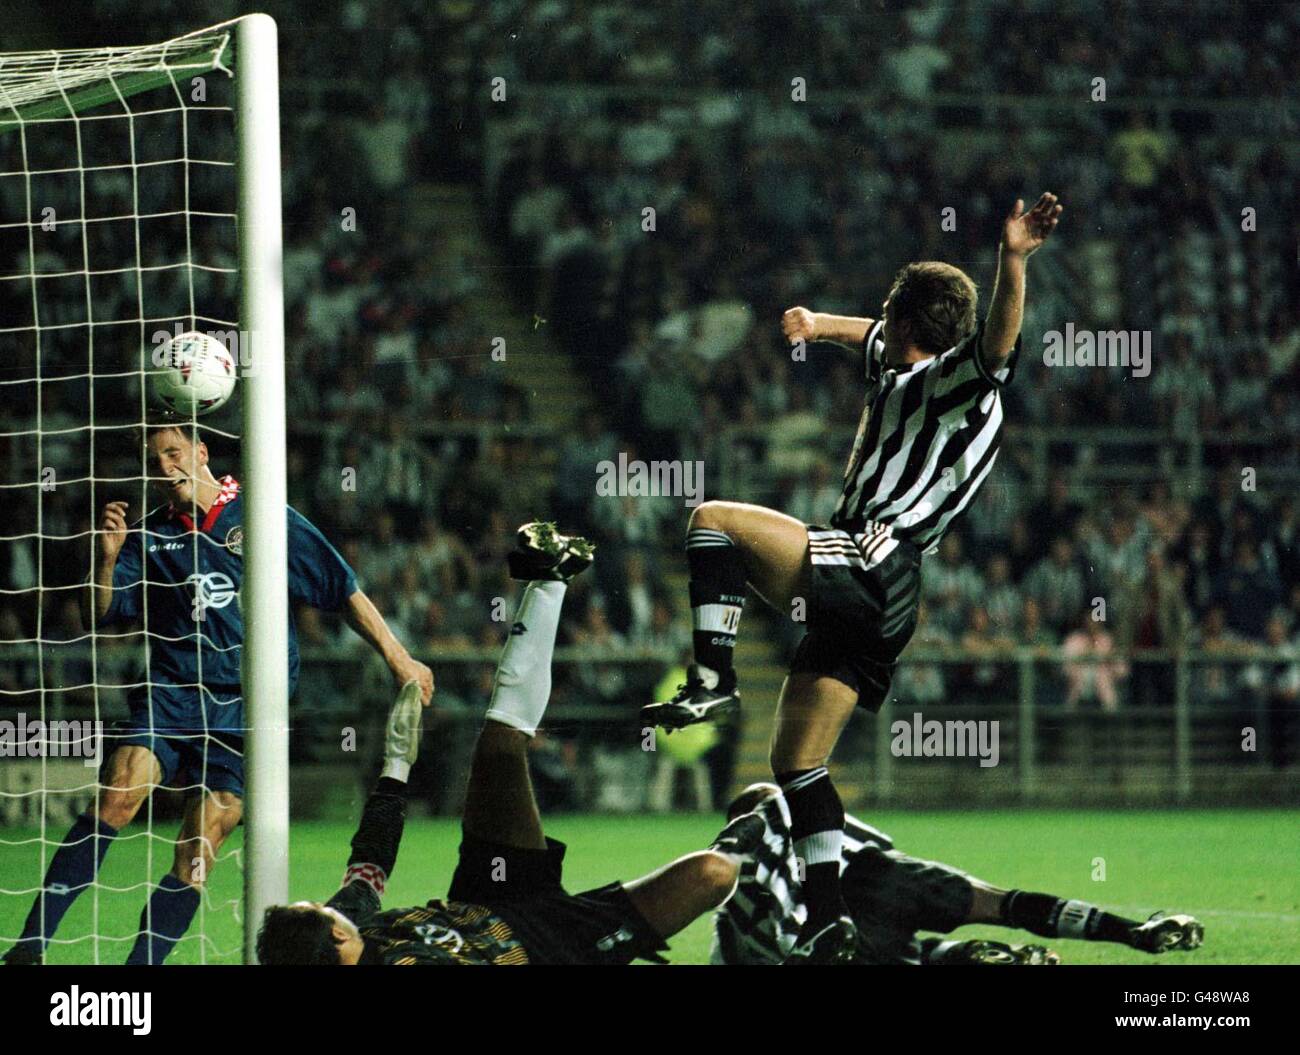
left=0, top=18, right=287, bottom=965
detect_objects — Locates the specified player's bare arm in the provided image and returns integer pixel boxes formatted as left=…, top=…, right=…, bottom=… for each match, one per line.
left=343, top=588, right=435, bottom=705
left=85, top=499, right=129, bottom=626
left=781, top=306, right=874, bottom=352
left=982, top=191, right=1063, bottom=371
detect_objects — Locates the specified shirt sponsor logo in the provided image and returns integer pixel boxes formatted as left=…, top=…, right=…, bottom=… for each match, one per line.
left=186, top=571, right=237, bottom=614
left=414, top=922, right=463, bottom=954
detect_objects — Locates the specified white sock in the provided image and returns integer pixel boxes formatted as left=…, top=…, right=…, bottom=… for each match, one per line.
left=483, top=580, right=566, bottom=737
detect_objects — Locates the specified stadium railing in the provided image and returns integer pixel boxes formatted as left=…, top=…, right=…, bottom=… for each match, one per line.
left=7, top=645, right=1296, bottom=816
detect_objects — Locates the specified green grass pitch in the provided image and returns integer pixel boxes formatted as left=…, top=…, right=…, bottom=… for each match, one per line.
left=3, top=810, right=1296, bottom=964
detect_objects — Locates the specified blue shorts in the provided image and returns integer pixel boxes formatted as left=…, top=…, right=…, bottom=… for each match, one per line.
left=116, top=681, right=247, bottom=798
left=114, top=728, right=246, bottom=798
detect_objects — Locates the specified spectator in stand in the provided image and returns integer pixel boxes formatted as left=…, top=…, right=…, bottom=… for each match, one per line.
left=1190, top=606, right=1252, bottom=709
left=893, top=602, right=949, bottom=709
left=1024, top=537, right=1088, bottom=637
left=1119, top=547, right=1192, bottom=708
left=410, top=515, right=478, bottom=599
left=1026, top=477, right=1084, bottom=557
left=1212, top=539, right=1282, bottom=640
left=1271, top=497, right=1300, bottom=596
left=1173, top=519, right=1218, bottom=616
left=982, top=553, right=1022, bottom=638
left=1019, top=598, right=1056, bottom=650
left=957, top=606, right=1015, bottom=707
left=922, top=533, right=984, bottom=637
left=1062, top=614, right=1129, bottom=714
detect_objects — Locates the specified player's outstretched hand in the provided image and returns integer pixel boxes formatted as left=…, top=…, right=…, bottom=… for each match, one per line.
left=98, top=501, right=129, bottom=564
left=1001, top=192, right=1063, bottom=257
left=391, top=654, right=434, bottom=707
left=383, top=679, right=425, bottom=780
left=781, top=306, right=819, bottom=345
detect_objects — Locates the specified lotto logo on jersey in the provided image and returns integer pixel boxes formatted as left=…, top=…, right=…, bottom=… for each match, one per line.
left=186, top=571, right=237, bottom=619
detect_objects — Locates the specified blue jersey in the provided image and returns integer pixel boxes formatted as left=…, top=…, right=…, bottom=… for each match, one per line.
left=100, top=475, right=357, bottom=717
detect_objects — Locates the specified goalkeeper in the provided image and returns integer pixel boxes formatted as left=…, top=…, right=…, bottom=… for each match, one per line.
left=3, top=420, right=432, bottom=966
left=256, top=524, right=752, bottom=966
left=713, top=783, right=1205, bottom=966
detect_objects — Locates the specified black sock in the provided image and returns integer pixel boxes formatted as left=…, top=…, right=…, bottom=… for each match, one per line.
left=346, top=780, right=409, bottom=879
left=686, top=528, right=746, bottom=686
left=778, top=767, right=845, bottom=927
left=375, top=776, right=408, bottom=798
left=1001, top=890, right=1139, bottom=945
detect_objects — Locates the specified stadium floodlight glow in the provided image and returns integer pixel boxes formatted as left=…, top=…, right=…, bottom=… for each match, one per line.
left=0, top=14, right=287, bottom=965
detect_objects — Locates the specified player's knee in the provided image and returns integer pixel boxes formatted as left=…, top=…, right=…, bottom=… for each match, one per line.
left=98, top=787, right=145, bottom=829
left=769, top=744, right=827, bottom=775
left=688, top=500, right=729, bottom=534
left=210, top=792, right=244, bottom=834
left=695, top=850, right=739, bottom=902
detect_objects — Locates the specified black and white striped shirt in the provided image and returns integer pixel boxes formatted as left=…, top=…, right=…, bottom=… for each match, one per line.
left=710, top=792, right=896, bottom=966
left=832, top=319, right=1020, bottom=555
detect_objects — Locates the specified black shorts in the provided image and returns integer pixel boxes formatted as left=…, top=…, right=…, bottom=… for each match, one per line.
left=793, top=524, right=923, bottom=712
left=841, top=845, right=975, bottom=965
left=446, top=833, right=669, bottom=965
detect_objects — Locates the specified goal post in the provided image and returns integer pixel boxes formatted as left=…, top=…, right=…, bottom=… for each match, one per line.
left=0, top=14, right=288, bottom=965
left=233, top=12, right=289, bottom=965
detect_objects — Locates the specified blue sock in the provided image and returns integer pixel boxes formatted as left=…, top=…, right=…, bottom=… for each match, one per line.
left=125, top=874, right=201, bottom=965
left=12, top=815, right=117, bottom=957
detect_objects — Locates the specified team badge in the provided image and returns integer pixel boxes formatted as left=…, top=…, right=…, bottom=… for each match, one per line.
left=225, top=526, right=244, bottom=556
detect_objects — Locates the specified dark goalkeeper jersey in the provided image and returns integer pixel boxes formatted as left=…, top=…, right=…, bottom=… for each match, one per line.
left=325, top=783, right=531, bottom=966
left=356, top=902, right=530, bottom=966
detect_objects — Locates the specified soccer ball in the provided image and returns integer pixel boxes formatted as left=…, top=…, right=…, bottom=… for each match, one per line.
left=150, top=330, right=237, bottom=415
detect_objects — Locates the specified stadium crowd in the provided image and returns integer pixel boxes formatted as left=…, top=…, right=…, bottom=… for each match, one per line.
left=2, top=0, right=1299, bottom=810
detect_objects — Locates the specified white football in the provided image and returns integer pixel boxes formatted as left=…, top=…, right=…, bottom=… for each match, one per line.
left=150, top=330, right=237, bottom=415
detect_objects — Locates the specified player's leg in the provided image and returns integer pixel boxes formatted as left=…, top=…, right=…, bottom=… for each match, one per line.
left=125, top=785, right=243, bottom=965
left=2, top=744, right=160, bottom=964
left=446, top=524, right=594, bottom=913
left=617, top=803, right=765, bottom=941
left=461, top=723, right=548, bottom=851
left=643, top=500, right=810, bottom=729
left=622, top=850, right=741, bottom=939
left=460, top=523, right=592, bottom=851
left=965, top=879, right=1204, bottom=954
left=769, top=672, right=860, bottom=962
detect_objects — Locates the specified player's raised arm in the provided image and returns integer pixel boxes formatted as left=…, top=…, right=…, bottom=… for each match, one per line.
left=343, top=588, right=435, bottom=706
left=781, top=306, right=875, bottom=352
left=982, top=192, right=1063, bottom=371
left=84, top=500, right=133, bottom=627
left=285, top=505, right=435, bottom=706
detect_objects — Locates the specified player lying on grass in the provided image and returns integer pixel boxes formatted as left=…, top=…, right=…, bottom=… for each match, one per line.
left=2, top=420, right=432, bottom=967
left=713, top=783, right=1204, bottom=966
left=642, top=193, right=1064, bottom=962
left=256, top=524, right=756, bottom=965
